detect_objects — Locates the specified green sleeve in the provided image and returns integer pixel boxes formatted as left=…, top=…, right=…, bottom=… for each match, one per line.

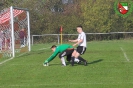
left=44, top=49, right=59, bottom=63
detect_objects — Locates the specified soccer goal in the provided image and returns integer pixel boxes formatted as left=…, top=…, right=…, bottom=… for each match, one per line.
left=0, top=6, right=31, bottom=58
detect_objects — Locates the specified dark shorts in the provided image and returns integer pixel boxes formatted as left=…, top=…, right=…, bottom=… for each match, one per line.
left=76, top=46, right=86, bottom=55
left=59, top=48, right=74, bottom=61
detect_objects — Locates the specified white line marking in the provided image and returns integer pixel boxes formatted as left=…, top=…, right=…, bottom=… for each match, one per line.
left=120, top=47, right=129, bottom=62
left=16, top=52, right=28, bottom=57
left=0, top=46, right=50, bottom=65
left=0, top=57, right=14, bottom=65
left=1, top=82, right=133, bottom=87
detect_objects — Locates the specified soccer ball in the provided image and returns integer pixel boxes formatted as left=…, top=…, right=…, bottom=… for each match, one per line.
left=43, top=63, right=49, bottom=66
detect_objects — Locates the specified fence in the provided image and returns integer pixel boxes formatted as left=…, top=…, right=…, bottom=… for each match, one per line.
left=31, top=32, right=133, bottom=45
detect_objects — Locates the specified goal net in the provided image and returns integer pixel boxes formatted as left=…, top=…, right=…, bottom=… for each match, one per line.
left=0, top=6, right=31, bottom=58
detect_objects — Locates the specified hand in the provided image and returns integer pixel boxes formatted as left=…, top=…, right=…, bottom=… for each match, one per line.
left=69, top=40, right=72, bottom=42
left=73, top=43, right=77, bottom=47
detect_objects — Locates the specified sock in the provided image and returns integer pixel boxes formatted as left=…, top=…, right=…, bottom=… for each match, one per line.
left=61, top=57, right=66, bottom=66
left=71, top=56, right=75, bottom=66
left=78, top=56, right=86, bottom=62
left=74, top=58, right=79, bottom=63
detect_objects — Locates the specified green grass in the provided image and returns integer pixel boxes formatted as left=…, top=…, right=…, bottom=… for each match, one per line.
left=0, top=39, right=133, bottom=88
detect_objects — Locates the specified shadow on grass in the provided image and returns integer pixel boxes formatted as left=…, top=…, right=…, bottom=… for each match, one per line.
left=65, top=59, right=103, bottom=66
left=88, top=59, right=103, bottom=64
left=50, top=62, right=79, bottom=66
left=49, top=63, right=61, bottom=66
left=44, top=59, right=103, bottom=66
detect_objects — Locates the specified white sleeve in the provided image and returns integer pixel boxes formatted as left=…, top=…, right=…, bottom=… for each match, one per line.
left=77, top=34, right=80, bottom=41
left=78, top=33, right=84, bottom=40
left=80, top=34, right=84, bottom=40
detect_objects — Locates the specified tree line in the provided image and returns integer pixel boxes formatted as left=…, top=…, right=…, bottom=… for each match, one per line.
left=0, top=0, right=133, bottom=36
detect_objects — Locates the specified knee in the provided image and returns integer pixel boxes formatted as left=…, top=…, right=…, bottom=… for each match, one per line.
left=75, top=53, right=80, bottom=58
left=72, top=50, right=76, bottom=56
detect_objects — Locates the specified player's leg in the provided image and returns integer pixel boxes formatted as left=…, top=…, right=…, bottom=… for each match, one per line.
left=61, top=57, right=66, bottom=66
left=65, top=49, right=75, bottom=61
left=59, top=49, right=76, bottom=66
left=0, top=40, right=2, bottom=50
left=71, top=50, right=77, bottom=66
left=66, top=49, right=80, bottom=64
left=22, top=38, right=25, bottom=47
left=75, top=52, right=85, bottom=61
left=59, top=51, right=67, bottom=66
left=20, top=39, right=23, bottom=47
left=72, top=46, right=87, bottom=66
left=77, top=46, right=87, bottom=66
left=66, top=54, right=71, bottom=62
left=65, top=49, right=74, bottom=61
left=75, top=53, right=87, bottom=66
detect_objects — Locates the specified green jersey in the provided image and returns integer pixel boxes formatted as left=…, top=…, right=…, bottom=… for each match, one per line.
left=44, top=44, right=73, bottom=63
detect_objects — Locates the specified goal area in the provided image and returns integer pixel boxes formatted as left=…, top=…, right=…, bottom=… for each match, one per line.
left=0, top=6, right=31, bottom=58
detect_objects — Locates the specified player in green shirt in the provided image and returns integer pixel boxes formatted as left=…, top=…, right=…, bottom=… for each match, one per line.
left=43, top=44, right=80, bottom=66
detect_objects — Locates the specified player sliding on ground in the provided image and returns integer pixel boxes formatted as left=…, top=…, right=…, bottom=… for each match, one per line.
left=69, top=25, right=87, bottom=66
left=43, top=44, right=80, bottom=66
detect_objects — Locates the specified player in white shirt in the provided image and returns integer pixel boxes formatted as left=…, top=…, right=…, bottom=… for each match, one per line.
left=69, top=25, right=87, bottom=66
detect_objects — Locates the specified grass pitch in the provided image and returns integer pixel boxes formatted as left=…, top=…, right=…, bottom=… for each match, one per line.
left=0, top=40, right=133, bottom=88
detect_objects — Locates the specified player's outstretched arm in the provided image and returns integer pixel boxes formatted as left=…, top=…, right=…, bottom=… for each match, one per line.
left=73, top=39, right=83, bottom=46
left=44, top=50, right=59, bottom=64
left=69, top=39, right=78, bottom=43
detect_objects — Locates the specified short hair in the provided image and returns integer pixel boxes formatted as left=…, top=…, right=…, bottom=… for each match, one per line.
left=77, top=25, right=83, bottom=29
left=51, top=45, right=56, bottom=49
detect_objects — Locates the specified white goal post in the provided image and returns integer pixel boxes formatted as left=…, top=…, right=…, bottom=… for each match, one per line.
left=0, top=6, right=31, bottom=57
left=31, top=32, right=133, bottom=45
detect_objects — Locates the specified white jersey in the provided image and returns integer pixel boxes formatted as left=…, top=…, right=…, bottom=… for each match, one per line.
left=77, top=32, right=87, bottom=47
